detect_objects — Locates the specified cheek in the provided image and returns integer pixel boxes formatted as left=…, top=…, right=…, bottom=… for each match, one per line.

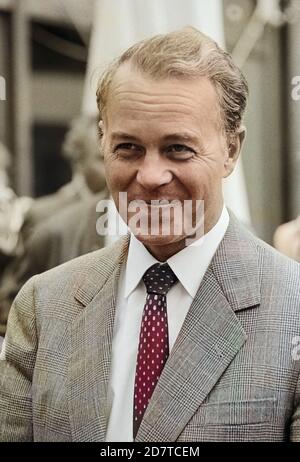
left=104, top=157, right=135, bottom=193
left=179, top=162, right=223, bottom=197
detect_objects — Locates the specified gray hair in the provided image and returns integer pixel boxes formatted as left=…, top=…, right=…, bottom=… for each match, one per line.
left=96, top=26, right=249, bottom=137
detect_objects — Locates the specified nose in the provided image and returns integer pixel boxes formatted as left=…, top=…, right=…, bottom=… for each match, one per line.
left=136, top=152, right=172, bottom=190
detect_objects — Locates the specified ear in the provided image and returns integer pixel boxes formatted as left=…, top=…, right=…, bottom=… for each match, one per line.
left=98, top=120, right=104, bottom=137
left=223, top=125, right=246, bottom=178
left=98, top=119, right=107, bottom=153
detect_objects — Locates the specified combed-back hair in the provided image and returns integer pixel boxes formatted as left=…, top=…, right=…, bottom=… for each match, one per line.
left=96, top=26, right=249, bottom=136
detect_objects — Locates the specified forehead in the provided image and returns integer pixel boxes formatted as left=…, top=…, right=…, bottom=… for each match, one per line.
left=105, top=64, right=221, bottom=129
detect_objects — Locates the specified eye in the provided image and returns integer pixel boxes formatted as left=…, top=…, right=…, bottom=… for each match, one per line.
left=166, top=144, right=195, bottom=159
left=167, top=144, right=191, bottom=152
left=114, top=143, right=139, bottom=151
left=113, top=143, right=143, bottom=157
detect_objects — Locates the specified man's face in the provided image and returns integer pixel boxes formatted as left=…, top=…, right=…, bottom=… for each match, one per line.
left=102, top=64, right=239, bottom=257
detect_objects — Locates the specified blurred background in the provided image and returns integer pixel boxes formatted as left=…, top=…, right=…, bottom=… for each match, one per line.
left=0, top=0, right=300, bottom=334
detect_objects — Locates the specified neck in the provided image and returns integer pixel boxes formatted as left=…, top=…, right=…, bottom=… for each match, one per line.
left=145, top=239, right=188, bottom=262
left=144, top=204, right=224, bottom=262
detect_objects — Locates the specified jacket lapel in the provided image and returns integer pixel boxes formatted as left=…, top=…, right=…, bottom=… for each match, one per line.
left=69, top=235, right=129, bottom=442
left=136, top=215, right=261, bottom=442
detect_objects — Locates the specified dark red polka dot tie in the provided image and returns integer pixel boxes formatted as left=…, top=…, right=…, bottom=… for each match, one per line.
left=133, top=263, right=178, bottom=439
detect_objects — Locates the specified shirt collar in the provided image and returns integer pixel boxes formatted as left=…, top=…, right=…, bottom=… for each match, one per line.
left=124, top=233, right=158, bottom=298
left=124, top=206, right=229, bottom=299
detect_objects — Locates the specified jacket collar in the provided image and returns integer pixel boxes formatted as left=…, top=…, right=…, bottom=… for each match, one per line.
left=75, top=212, right=260, bottom=312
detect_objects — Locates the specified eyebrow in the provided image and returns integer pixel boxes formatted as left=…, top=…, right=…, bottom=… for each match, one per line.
left=110, top=131, right=199, bottom=144
left=111, top=132, right=141, bottom=142
left=163, top=133, right=199, bottom=144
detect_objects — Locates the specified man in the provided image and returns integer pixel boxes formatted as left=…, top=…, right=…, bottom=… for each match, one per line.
left=1, top=27, right=300, bottom=442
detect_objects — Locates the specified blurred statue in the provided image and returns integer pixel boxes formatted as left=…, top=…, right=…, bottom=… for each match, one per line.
left=0, top=142, right=32, bottom=261
left=273, top=217, right=300, bottom=262
left=0, top=116, right=107, bottom=335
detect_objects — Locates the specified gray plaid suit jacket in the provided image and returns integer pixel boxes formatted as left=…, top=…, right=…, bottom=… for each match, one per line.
left=1, top=214, right=300, bottom=442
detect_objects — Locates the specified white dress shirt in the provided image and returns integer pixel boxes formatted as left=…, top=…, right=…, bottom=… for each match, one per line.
left=104, top=197, right=129, bottom=247
left=105, top=206, right=229, bottom=442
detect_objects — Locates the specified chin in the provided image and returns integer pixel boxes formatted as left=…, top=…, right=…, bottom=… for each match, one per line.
left=132, top=232, right=185, bottom=248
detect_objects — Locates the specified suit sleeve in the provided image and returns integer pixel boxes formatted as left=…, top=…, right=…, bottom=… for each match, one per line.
left=0, top=277, right=38, bottom=441
left=290, top=368, right=300, bottom=441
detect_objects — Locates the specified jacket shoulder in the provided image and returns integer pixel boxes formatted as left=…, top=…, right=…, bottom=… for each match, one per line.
left=32, top=235, right=128, bottom=291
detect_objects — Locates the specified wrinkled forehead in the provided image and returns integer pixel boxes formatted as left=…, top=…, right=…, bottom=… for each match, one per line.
left=104, top=63, right=222, bottom=128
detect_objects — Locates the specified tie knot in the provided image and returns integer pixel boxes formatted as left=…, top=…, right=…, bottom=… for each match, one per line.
left=143, top=263, right=178, bottom=295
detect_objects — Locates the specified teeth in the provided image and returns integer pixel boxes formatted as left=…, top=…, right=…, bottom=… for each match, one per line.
left=133, top=200, right=178, bottom=205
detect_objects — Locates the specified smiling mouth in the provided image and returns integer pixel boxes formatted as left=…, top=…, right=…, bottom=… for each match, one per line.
left=131, top=199, right=181, bottom=205
left=132, top=200, right=182, bottom=210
